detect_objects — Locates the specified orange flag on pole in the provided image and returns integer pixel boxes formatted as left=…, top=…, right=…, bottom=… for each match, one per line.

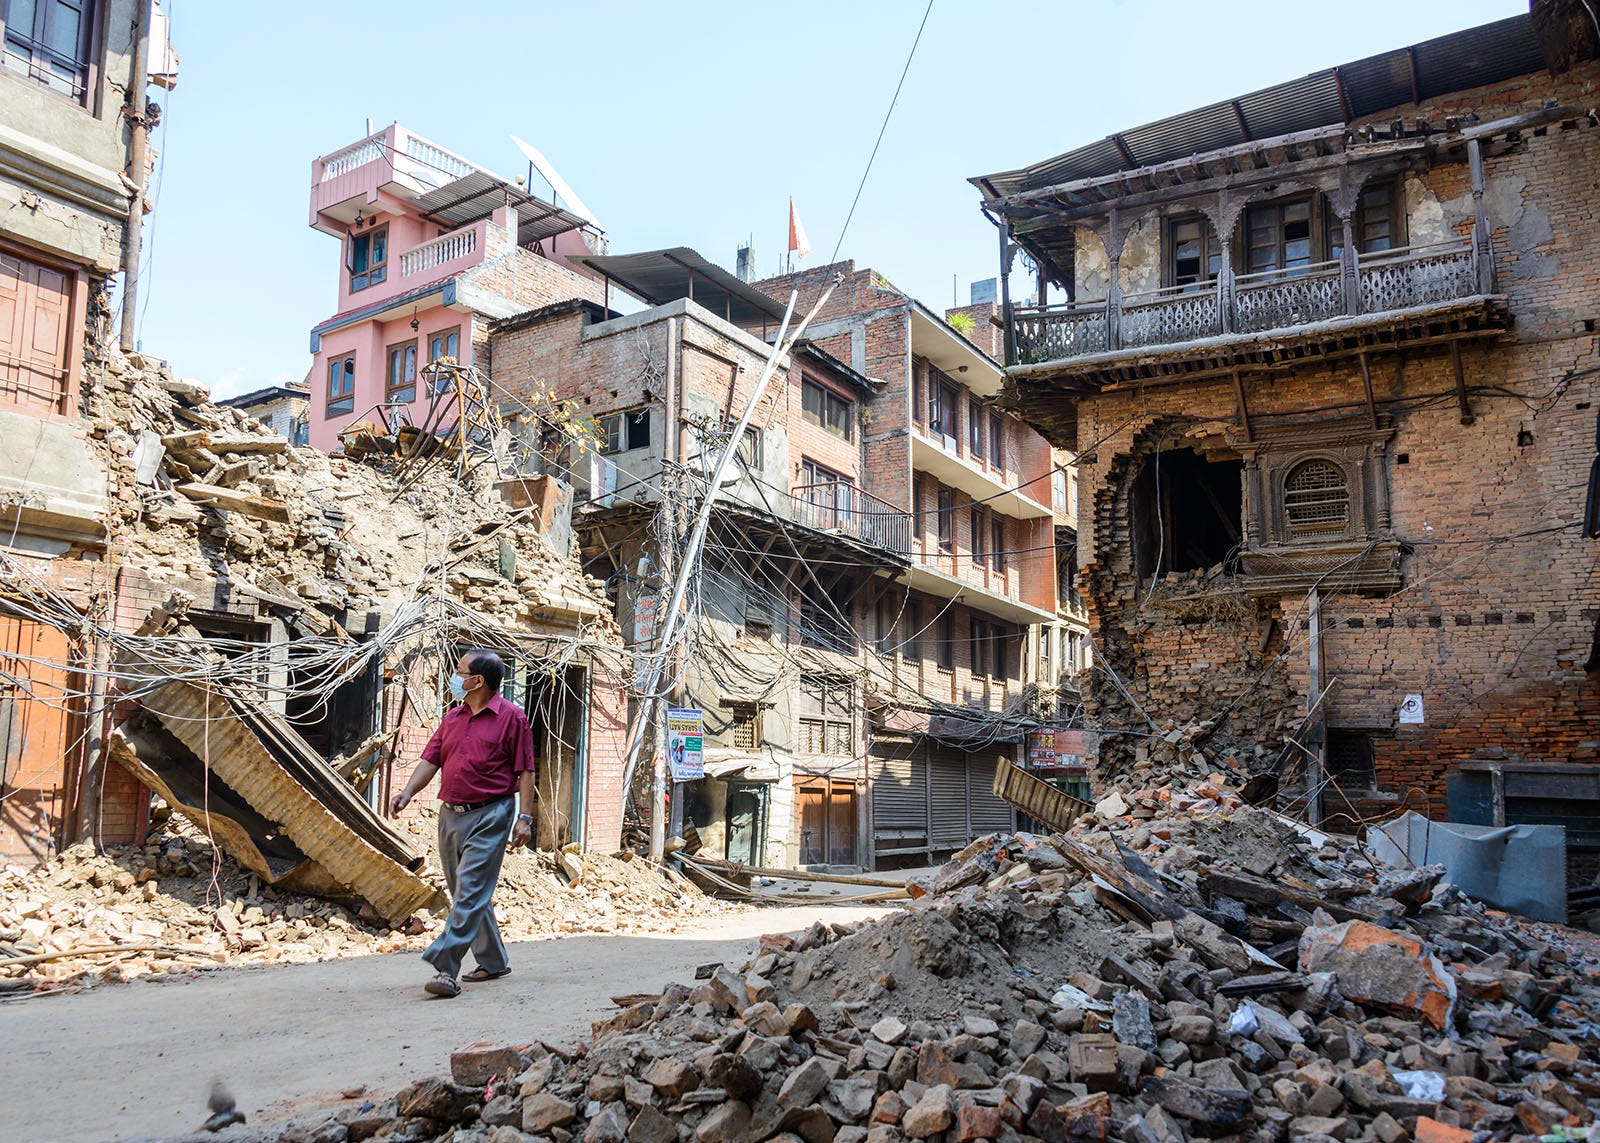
left=788, top=199, right=812, bottom=260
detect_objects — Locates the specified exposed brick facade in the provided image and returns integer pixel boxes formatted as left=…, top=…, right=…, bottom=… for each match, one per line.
left=1014, top=57, right=1600, bottom=824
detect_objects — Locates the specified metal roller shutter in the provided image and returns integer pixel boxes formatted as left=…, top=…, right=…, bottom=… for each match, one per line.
left=928, top=746, right=970, bottom=846
left=967, top=752, right=1016, bottom=835
left=870, top=732, right=928, bottom=853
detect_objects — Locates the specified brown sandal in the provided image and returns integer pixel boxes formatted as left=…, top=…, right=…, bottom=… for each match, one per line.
left=462, top=966, right=511, bottom=982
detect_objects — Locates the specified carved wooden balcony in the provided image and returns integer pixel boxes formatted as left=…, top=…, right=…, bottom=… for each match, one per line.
left=1010, top=234, right=1487, bottom=365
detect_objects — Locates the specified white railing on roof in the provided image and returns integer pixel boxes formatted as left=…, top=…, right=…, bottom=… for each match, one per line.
left=404, top=134, right=474, bottom=182
left=320, top=134, right=387, bottom=182
left=399, top=226, right=478, bottom=278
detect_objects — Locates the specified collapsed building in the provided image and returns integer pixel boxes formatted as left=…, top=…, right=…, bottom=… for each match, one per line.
left=973, top=5, right=1600, bottom=898
left=0, top=29, right=633, bottom=912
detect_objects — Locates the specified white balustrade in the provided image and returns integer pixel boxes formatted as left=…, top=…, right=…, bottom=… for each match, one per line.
left=399, top=226, right=479, bottom=278
left=320, top=135, right=387, bottom=182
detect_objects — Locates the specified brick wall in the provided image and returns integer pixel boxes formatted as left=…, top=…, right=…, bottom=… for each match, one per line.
left=1063, top=67, right=1600, bottom=804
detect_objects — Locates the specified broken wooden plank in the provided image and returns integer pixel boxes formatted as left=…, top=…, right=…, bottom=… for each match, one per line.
left=207, top=434, right=288, bottom=455
left=1205, top=868, right=1376, bottom=923
left=160, top=430, right=209, bottom=450
left=176, top=481, right=291, bottom=524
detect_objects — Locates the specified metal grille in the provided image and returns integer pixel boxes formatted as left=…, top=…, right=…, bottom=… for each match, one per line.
left=1284, top=460, right=1349, bottom=533
left=730, top=705, right=759, bottom=750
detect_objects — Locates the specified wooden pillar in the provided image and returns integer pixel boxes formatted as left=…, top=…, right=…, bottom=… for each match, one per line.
left=1340, top=215, right=1359, bottom=315
left=1468, top=138, right=1496, bottom=295
left=998, top=225, right=1016, bottom=366
left=1217, top=235, right=1235, bottom=334
left=1107, top=255, right=1123, bottom=351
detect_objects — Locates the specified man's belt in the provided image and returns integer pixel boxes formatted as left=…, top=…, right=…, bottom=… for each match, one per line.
left=441, top=793, right=513, bottom=814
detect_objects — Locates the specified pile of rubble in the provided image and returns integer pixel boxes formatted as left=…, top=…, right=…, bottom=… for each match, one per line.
left=0, top=814, right=737, bottom=994
left=289, top=779, right=1599, bottom=1143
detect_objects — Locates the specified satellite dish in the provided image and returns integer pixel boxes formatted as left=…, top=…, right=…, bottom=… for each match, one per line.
left=510, top=135, right=600, bottom=229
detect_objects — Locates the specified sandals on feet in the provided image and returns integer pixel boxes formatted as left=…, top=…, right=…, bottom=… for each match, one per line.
left=462, top=966, right=512, bottom=982
left=424, top=972, right=461, bottom=998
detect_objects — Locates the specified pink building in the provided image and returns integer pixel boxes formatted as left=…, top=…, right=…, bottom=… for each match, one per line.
left=306, top=124, right=605, bottom=451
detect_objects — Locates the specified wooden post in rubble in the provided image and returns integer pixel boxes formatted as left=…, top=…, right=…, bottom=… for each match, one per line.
left=1306, top=588, right=1325, bottom=826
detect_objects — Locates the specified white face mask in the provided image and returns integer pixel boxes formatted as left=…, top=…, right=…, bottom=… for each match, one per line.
left=449, top=673, right=470, bottom=700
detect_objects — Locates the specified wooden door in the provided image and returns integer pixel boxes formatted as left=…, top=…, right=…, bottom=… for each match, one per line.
left=826, top=780, right=857, bottom=866
left=0, top=251, right=72, bottom=415
left=797, top=782, right=826, bottom=865
left=0, top=616, right=82, bottom=861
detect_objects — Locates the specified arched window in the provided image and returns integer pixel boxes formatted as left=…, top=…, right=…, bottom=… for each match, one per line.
left=1284, top=459, right=1349, bottom=534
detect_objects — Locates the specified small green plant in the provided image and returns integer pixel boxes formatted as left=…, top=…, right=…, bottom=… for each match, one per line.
left=946, top=311, right=977, bottom=337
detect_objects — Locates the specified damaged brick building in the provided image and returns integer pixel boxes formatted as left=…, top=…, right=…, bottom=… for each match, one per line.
left=974, top=5, right=1600, bottom=861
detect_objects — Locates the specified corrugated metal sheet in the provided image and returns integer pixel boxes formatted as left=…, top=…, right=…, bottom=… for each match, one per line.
left=124, top=662, right=443, bottom=925
left=976, top=13, right=1545, bottom=199
left=870, top=733, right=926, bottom=832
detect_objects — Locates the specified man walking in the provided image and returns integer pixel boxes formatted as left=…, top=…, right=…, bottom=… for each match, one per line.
left=390, top=649, right=535, bottom=998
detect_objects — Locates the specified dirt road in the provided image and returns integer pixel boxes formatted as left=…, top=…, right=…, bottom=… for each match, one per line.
left=0, top=902, right=890, bottom=1143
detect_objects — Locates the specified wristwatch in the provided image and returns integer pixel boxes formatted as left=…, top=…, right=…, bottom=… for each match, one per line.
left=517, top=813, right=533, bottom=823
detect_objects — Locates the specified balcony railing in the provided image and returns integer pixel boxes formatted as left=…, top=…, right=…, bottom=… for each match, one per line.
left=320, top=133, right=387, bottom=182
left=791, top=481, right=911, bottom=556
left=1012, top=234, right=1487, bottom=364
left=398, top=225, right=479, bottom=278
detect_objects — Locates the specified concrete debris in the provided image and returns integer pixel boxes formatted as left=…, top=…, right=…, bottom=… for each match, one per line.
left=264, top=777, right=1599, bottom=1142
left=0, top=811, right=737, bottom=993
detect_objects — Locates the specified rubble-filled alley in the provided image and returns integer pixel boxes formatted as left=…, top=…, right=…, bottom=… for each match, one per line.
left=194, top=778, right=1600, bottom=1143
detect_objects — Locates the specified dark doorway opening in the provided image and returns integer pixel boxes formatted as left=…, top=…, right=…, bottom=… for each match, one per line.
left=286, top=645, right=379, bottom=760
left=1132, top=448, right=1243, bottom=579
left=725, top=781, right=769, bottom=866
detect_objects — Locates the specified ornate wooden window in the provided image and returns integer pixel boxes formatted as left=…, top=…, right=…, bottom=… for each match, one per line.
left=730, top=703, right=761, bottom=750
left=1283, top=459, right=1349, bottom=535
left=1328, top=178, right=1404, bottom=260
left=1246, top=197, right=1316, bottom=276
left=1164, top=214, right=1222, bottom=289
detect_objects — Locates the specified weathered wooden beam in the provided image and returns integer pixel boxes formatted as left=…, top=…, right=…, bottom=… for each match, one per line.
left=176, top=482, right=292, bottom=524
left=1450, top=341, right=1474, bottom=424
left=1232, top=370, right=1252, bottom=443
left=1358, top=352, right=1378, bottom=429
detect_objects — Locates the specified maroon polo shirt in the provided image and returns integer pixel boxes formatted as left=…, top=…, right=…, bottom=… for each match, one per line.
left=421, top=693, right=537, bottom=805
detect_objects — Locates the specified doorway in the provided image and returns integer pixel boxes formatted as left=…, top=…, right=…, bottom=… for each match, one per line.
left=725, top=781, right=769, bottom=866
left=796, top=777, right=858, bottom=867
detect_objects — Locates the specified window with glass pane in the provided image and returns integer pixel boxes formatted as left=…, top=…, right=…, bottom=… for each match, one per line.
left=937, top=611, right=954, bottom=669
left=992, top=625, right=1009, bottom=679
left=968, top=396, right=985, bottom=460
left=971, top=619, right=989, bottom=677
left=597, top=413, right=622, bottom=454
left=992, top=517, right=1006, bottom=572
left=928, top=369, right=959, bottom=440
left=1247, top=199, right=1313, bottom=276
left=428, top=327, right=461, bottom=363
left=386, top=342, right=416, bottom=403
left=989, top=411, right=1004, bottom=471
left=802, top=377, right=851, bottom=440
left=3, top=0, right=94, bottom=101
left=970, top=507, right=987, bottom=568
left=348, top=226, right=388, bottom=292
left=1329, top=179, right=1402, bottom=261
left=937, top=487, right=954, bottom=551
left=1166, top=214, right=1222, bottom=288
left=326, top=355, right=356, bottom=416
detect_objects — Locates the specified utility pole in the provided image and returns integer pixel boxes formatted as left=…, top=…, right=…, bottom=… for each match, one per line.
left=119, top=0, right=154, bottom=352
left=633, top=279, right=842, bottom=860
left=1306, top=587, right=1324, bottom=826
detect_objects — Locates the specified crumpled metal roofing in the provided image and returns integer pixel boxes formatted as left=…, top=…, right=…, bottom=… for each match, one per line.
left=974, top=13, right=1546, bottom=200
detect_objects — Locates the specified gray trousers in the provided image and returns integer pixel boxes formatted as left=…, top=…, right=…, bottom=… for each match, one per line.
left=423, top=796, right=515, bottom=979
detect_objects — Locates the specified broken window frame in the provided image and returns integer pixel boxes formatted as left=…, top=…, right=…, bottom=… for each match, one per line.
left=326, top=354, right=356, bottom=416
left=596, top=408, right=651, bottom=456
left=1328, top=177, right=1405, bottom=261
left=1163, top=212, right=1224, bottom=290
left=1245, top=195, right=1319, bottom=278
left=347, top=225, right=388, bottom=292
left=385, top=340, right=417, bottom=404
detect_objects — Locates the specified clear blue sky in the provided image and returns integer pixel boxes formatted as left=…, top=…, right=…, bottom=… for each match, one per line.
left=135, top=0, right=1526, bottom=398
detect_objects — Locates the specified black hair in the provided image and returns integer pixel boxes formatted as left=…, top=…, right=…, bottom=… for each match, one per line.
left=464, top=649, right=505, bottom=693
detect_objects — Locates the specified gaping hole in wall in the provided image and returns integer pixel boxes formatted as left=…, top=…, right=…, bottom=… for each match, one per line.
left=1131, top=448, right=1243, bottom=580
left=524, top=665, right=587, bottom=850
left=286, top=644, right=380, bottom=760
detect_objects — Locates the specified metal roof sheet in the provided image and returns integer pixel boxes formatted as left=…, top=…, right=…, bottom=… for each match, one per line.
left=411, top=171, right=593, bottom=244
left=567, top=247, right=789, bottom=325
left=975, top=13, right=1546, bottom=200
